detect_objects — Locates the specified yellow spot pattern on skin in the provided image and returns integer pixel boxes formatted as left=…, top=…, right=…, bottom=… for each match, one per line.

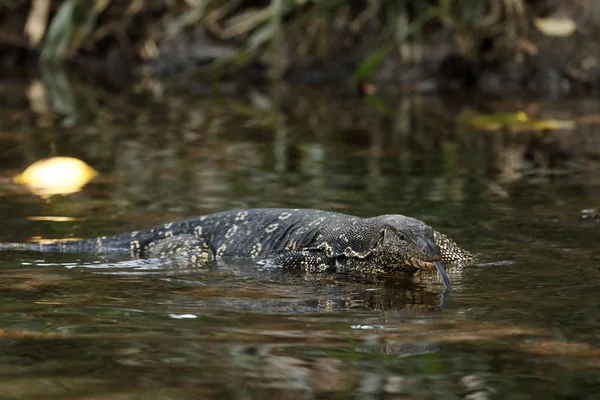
left=278, top=212, right=292, bottom=220
left=235, top=211, right=248, bottom=221
left=265, top=223, right=279, bottom=233
left=164, top=222, right=173, bottom=229
left=165, top=231, right=174, bottom=238
left=194, top=226, right=203, bottom=236
left=200, top=216, right=207, bottom=221
left=216, top=244, right=227, bottom=260
left=201, top=243, right=212, bottom=262
left=316, top=263, right=328, bottom=272
left=250, top=242, right=262, bottom=258
left=317, top=242, right=334, bottom=257
left=130, top=240, right=141, bottom=256
left=309, top=217, right=326, bottom=227
left=225, top=225, right=238, bottom=239
left=344, top=246, right=363, bottom=258
left=300, top=257, right=329, bottom=272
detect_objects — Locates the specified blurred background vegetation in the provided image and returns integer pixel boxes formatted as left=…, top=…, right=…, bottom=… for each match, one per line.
left=2, top=0, right=599, bottom=206
left=1, top=0, right=599, bottom=93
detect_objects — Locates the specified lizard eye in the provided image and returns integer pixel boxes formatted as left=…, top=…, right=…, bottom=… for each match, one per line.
left=396, top=231, right=408, bottom=241
left=382, top=226, right=409, bottom=245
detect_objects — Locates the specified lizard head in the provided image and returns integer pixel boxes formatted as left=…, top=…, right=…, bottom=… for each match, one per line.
left=370, top=215, right=442, bottom=273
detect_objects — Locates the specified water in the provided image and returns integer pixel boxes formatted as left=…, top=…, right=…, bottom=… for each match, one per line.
left=1, top=79, right=600, bottom=399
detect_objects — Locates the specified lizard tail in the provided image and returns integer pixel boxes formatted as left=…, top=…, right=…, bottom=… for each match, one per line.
left=0, top=242, right=54, bottom=251
left=0, top=240, right=106, bottom=253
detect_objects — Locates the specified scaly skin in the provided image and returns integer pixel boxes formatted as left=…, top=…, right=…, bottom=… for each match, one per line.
left=0, top=208, right=476, bottom=279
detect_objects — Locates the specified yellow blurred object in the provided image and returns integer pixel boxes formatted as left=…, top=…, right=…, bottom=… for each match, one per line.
left=524, top=119, right=577, bottom=131
left=27, top=216, right=84, bottom=222
left=13, top=157, right=98, bottom=196
left=462, top=112, right=529, bottom=131
left=534, top=17, right=577, bottom=37
left=460, top=111, right=576, bottom=132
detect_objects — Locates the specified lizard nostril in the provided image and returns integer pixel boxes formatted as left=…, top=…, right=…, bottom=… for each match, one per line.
left=425, top=241, right=441, bottom=259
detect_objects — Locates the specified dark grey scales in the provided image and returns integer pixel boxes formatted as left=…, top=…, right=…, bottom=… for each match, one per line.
left=0, top=208, right=476, bottom=289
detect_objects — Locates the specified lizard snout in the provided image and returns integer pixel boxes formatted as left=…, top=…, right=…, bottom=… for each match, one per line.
left=419, top=238, right=442, bottom=261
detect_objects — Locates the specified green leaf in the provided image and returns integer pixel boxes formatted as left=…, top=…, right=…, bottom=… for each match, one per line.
left=352, top=44, right=393, bottom=82
left=41, top=0, right=108, bottom=65
left=41, top=0, right=76, bottom=64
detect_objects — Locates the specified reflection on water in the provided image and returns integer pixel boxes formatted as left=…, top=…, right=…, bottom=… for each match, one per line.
left=1, top=75, right=600, bottom=398
left=13, top=156, right=98, bottom=197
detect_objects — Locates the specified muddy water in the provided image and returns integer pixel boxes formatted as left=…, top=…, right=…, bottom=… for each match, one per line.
left=1, top=79, right=600, bottom=399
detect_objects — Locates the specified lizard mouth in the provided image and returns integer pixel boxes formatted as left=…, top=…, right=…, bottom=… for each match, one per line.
left=408, top=257, right=440, bottom=271
left=408, top=257, right=453, bottom=291
left=410, top=259, right=435, bottom=270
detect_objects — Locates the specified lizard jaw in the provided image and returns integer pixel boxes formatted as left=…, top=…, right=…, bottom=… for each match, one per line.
left=408, top=257, right=439, bottom=271
left=408, top=257, right=453, bottom=291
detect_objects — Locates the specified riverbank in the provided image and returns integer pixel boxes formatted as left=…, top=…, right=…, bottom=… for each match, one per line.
left=1, top=1, right=599, bottom=94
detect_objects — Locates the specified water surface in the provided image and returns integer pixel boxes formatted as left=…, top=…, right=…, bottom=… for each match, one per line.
left=1, top=80, right=600, bottom=399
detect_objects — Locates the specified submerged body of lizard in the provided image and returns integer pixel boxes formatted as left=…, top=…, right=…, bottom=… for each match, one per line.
left=0, top=208, right=476, bottom=289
